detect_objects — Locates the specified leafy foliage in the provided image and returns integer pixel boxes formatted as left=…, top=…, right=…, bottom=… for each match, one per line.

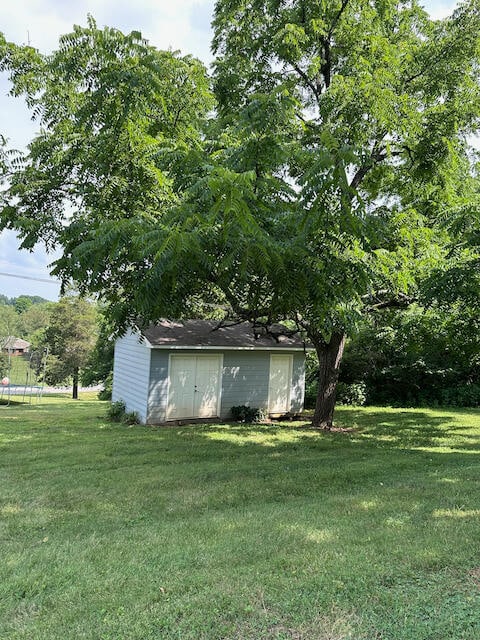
left=0, top=18, right=213, bottom=326
left=17, top=302, right=54, bottom=341
left=0, top=296, right=53, bottom=344
left=339, top=305, right=480, bottom=407
left=0, top=305, right=19, bottom=338
left=0, top=352, right=8, bottom=378
left=336, top=381, right=367, bottom=407
left=106, top=399, right=139, bottom=424
left=107, top=400, right=127, bottom=422
left=1, top=7, right=480, bottom=420
left=230, top=405, right=267, bottom=423
left=80, top=310, right=115, bottom=388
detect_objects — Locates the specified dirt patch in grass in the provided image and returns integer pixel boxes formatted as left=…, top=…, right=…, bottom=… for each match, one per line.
left=230, top=609, right=360, bottom=640
left=468, top=568, right=480, bottom=589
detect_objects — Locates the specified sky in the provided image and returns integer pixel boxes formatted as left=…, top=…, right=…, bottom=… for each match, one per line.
left=0, top=0, right=458, bottom=300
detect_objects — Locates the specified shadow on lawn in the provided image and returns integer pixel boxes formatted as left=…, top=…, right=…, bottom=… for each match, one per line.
left=334, top=409, right=480, bottom=452
left=167, top=407, right=480, bottom=460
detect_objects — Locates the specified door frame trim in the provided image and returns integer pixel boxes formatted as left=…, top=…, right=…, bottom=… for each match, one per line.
left=267, top=353, right=293, bottom=415
left=166, top=353, right=223, bottom=420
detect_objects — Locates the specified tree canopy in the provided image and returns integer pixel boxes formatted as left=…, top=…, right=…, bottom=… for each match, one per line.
left=1, top=4, right=480, bottom=424
left=0, top=18, right=214, bottom=322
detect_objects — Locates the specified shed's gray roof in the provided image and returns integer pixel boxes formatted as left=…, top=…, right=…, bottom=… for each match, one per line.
left=141, top=320, right=308, bottom=350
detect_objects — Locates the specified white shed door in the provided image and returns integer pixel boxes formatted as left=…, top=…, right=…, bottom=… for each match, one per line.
left=168, top=355, right=222, bottom=420
left=268, top=354, right=293, bottom=414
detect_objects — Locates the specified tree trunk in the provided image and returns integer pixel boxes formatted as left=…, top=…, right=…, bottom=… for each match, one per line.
left=72, top=367, right=79, bottom=400
left=311, top=331, right=346, bottom=429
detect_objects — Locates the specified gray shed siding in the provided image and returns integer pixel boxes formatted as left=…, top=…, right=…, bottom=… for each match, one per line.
left=147, top=350, right=170, bottom=424
left=144, top=349, right=305, bottom=423
left=291, top=352, right=306, bottom=413
left=112, top=331, right=151, bottom=423
left=221, top=351, right=305, bottom=417
left=220, top=351, right=270, bottom=418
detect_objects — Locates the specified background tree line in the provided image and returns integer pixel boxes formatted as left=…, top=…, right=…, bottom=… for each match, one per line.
left=0, top=293, right=113, bottom=399
left=306, top=301, right=480, bottom=408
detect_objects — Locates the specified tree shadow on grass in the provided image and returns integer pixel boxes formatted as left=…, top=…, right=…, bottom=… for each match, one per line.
left=0, top=399, right=25, bottom=407
left=331, top=409, right=480, bottom=452
left=161, top=407, right=480, bottom=463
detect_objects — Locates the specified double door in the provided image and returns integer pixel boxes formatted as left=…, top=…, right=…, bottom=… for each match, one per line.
left=168, top=355, right=222, bottom=420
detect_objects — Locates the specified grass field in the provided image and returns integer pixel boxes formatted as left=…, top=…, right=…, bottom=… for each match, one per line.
left=2, top=355, right=41, bottom=387
left=1, top=396, right=480, bottom=639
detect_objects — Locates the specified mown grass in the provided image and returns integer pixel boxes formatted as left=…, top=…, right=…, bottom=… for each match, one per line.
left=1, top=396, right=479, bottom=639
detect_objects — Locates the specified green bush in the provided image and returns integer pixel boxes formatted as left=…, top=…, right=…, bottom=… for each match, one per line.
left=439, top=384, right=480, bottom=407
left=338, top=306, right=480, bottom=408
left=231, top=405, right=266, bottom=423
left=107, top=400, right=140, bottom=424
left=124, top=410, right=140, bottom=425
left=107, top=400, right=126, bottom=422
left=304, top=379, right=318, bottom=409
left=336, top=381, right=367, bottom=406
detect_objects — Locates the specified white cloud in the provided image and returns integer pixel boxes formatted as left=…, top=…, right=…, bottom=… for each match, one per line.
left=1, top=0, right=215, bottom=59
left=422, top=1, right=457, bottom=19
left=0, top=230, right=60, bottom=300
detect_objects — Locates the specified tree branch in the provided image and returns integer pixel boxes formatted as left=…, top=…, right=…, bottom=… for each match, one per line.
left=291, top=62, right=321, bottom=101
left=318, top=0, right=351, bottom=91
left=349, top=138, right=387, bottom=191
left=295, top=110, right=316, bottom=129
left=363, top=290, right=414, bottom=312
left=328, top=0, right=351, bottom=38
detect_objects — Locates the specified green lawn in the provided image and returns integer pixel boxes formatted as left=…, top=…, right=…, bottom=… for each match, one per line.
left=1, top=396, right=480, bottom=639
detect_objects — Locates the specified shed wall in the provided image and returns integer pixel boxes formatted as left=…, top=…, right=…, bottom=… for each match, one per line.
left=147, top=350, right=170, bottom=423
left=112, top=330, right=151, bottom=423
left=142, top=348, right=306, bottom=424
left=291, top=352, right=306, bottom=413
left=221, top=351, right=270, bottom=418
left=221, top=350, right=305, bottom=418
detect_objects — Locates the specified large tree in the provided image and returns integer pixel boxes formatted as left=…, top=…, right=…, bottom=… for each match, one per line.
left=201, top=0, right=480, bottom=427
left=40, top=296, right=97, bottom=399
left=1, top=6, right=480, bottom=426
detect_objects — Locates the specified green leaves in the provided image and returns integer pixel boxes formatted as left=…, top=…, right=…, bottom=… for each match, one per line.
left=0, top=20, right=213, bottom=322
left=209, top=0, right=480, bottom=337
left=1, top=2, right=480, bottom=345
left=40, top=295, right=97, bottom=389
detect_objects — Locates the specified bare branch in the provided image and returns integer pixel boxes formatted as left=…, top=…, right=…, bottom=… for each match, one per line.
left=295, top=111, right=316, bottom=129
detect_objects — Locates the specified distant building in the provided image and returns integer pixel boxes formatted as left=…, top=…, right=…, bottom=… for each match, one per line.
left=2, top=337, right=31, bottom=356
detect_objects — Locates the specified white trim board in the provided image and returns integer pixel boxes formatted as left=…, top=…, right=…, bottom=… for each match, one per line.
left=146, top=344, right=311, bottom=351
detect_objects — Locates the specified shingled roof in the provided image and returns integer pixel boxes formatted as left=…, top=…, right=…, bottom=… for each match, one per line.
left=2, top=336, right=31, bottom=351
left=141, top=320, right=308, bottom=350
